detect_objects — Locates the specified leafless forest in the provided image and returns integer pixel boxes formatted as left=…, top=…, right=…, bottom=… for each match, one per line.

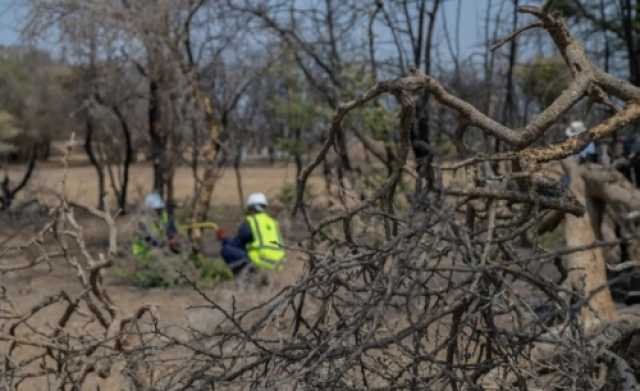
left=3, top=0, right=640, bottom=390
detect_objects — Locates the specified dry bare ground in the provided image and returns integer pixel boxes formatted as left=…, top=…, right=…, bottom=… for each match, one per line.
left=15, top=162, right=302, bottom=208
left=2, top=254, right=306, bottom=391
left=1, top=163, right=309, bottom=390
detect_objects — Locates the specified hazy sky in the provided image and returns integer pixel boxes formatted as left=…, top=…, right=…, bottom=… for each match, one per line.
left=0, top=0, right=20, bottom=45
left=0, top=0, right=492, bottom=53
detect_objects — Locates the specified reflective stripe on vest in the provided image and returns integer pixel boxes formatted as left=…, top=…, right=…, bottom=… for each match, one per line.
left=246, top=212, right=285, bottom=270
left=154, top=211, right=169, bottom=236
left=132, top=211, right=169, bottom=257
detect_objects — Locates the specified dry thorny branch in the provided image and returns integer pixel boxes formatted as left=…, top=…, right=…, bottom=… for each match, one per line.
left=1, top=138, right=159, bottom=390
left=4, top=4, right=640, bottom=391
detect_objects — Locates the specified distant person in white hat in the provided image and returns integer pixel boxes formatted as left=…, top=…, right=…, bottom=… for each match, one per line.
left=216, top=192, right=286, bottom=275
left=132, top=191, right=179, bottom=259
left=565, top=121, right=597, bottom=163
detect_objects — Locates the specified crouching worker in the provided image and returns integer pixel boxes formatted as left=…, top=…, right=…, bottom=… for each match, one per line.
left=216, top=192, right=285, bottom=276
left=132, top=192, right=179, bottom=260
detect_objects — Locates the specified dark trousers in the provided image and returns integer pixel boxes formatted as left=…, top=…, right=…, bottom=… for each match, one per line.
left=221, top=243, right=250, bottom=275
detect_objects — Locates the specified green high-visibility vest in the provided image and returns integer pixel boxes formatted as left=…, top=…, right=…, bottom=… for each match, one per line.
left=132, top=211, right=170, bottom=258
left=246, top=212, right=285, bottom=270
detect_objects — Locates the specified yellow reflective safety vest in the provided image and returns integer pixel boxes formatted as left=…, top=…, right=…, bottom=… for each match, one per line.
left=132, top=211, right=170, bottom=258
left=246, top=212, right=285, bottom=270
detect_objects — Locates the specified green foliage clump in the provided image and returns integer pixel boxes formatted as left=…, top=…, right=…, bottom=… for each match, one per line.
left=272, top=94, right=322, bottom=134
left=126, top=267, right=173, bottom=289
left=117, top=249, right=233, bottom=289
left=191, top=254, right=234, bottom=286
left=515, top=56, right=570, bottom=108
left=360, top=105, right=396, bottom=142
left=116, top=249, right=188, bottom=288
left=275, top=136, right=305, bottom=158
left=276, top=182, right=314, bottom=209
left=0, top=46, right=72, bottom=155
left=270, top=91, right=328, bottom=160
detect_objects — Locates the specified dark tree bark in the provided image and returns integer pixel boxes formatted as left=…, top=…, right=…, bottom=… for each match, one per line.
left=111, top=104, right=133, bottom=213
left=502, top=0, right=519, bottom=127
left=84, top=115, right=105, bottom=211
left=235, top=1, right=353, bottom=172
left=92, top=91, right=134, bottom=213
left=600, top=0, right=611, bottom=73
left=572, top=0, right=640, bottom=86
left=621, top=0, right=640, bottom=85
left=233, top=143, right=245, bottom=211
left=0, top=146, right=37, bottom=210
left=148, top=78, right=166, bottom=198
left=293, top=127, right=303, bottom=179
left=413, top=0, right=441, bottom=190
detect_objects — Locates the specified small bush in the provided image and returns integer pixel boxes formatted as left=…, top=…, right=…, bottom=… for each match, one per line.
left=276, top=183, right=297, bottom=206
left=190, top=253, right=234, bottom=285
left=277, top=182, right=313, bottom=208
left=116, top=249, right=191, bottom=288
left=116, top=249, right=233, bottom=288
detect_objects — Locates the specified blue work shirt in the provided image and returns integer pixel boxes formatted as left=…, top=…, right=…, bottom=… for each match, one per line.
left=222, top=221, right=253, bottom=250
left=220, top=221, right=255, bottom=274
left=578, top=142, right=596, bottom=159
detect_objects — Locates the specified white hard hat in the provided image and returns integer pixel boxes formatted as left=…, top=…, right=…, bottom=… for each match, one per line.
left=144, top=192, right=165, bottom=210
left=565, top=121, right=587, bottom=137
left=247, top=192, right=268, bottom=208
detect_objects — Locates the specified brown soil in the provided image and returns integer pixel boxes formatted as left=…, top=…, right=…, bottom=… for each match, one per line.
left=1, top=163, right=310, bottom=390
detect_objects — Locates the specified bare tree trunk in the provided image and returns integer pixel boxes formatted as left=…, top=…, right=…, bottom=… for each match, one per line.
left=323, top=159, right=333, bottom=199
left=622, top=0, right=640, bottom=85
left=413, top=0, right=441, bottom=190
left=0, top=146, right=37, bottom=210
left=323, top=0, right=351, bottom=174
left=38, top=138, right=51, bottom=161
left=190, top=119, right=200, bottom=205
left=99, top=142, right=120, bottom=211
left=334, top=127, right=351, bottom=172
left=492, top=0, right=519, bottom=174
left=600, top=0, right=611, bottom=73
left=481, top=0, right=501, bottom=157
left=502, top=0, right=519, bottom=128
left=84, top=116, right=105, bottom=211
left=192, top=93, right=222, bottom=222
left=148, top=78, right=165, bottom=197
left=268, top=145, right=276, bottom=166
left=94, top=91, right=134, bottom=213
left=233, top=145, right=245, bottom=214
left=112, top=105, right=133, bottom=213
left=563, top=159, right=617, bottom=325
left=164, top=123, right=178, bottom=211
left=293, top=128, right=304, bottom=180
left=505, top=0, right=523, bottom=191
